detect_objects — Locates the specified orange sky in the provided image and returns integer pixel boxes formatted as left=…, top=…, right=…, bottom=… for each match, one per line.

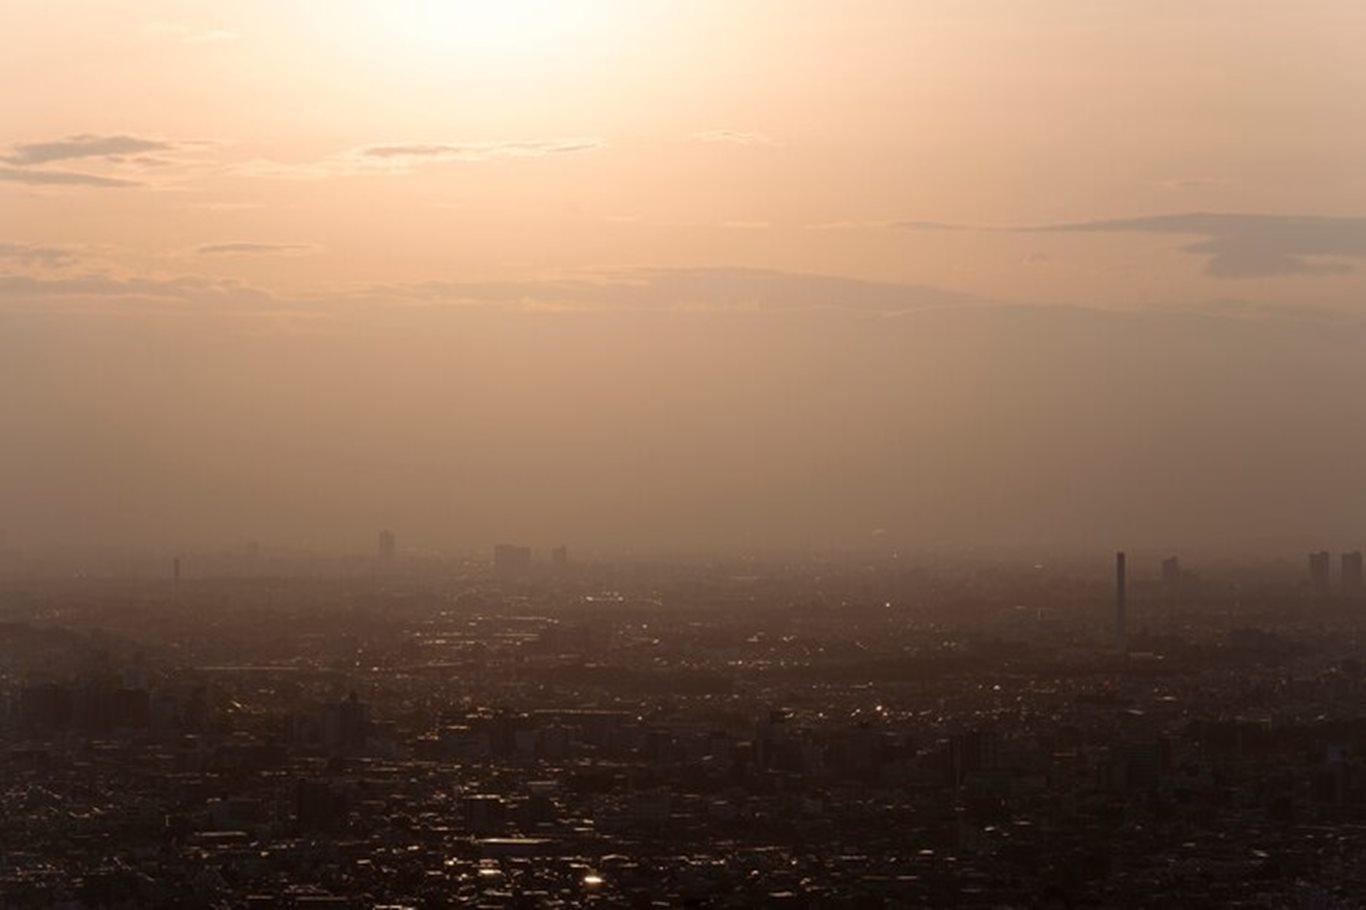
left=4, top=1, right=1366, bottom=307
left=2, top=2, right=1365, bottom=553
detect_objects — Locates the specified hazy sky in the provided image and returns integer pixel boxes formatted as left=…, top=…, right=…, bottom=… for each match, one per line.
left=3, top=1, right=1365, bottom=554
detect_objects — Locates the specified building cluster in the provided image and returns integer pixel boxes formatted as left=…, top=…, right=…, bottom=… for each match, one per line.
left=1309, top=551, right=1365, bottom=599
left=1, top=552, right=1366, bottom=906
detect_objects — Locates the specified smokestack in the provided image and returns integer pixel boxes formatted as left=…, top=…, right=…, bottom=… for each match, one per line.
left=1115, top=551, right=1127, bottom=649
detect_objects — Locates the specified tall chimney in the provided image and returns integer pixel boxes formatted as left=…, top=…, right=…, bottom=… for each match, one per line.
left=1115, top=551, right=1127, bottom=648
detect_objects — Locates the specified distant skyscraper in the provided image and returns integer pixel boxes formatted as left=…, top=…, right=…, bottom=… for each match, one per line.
left=1343, top=552, right=1364, bottom=598
left=378, top=529, right=396, bottom=561
left=1161, top=556, right=1181, bottom=587
left=1115, top=551, right=1127, bottom=648
left=551, top=545, right=568, bottom=568
left=1309, top=551, right=1332, bottom=595
left=494, top=544, right=533, bottom=577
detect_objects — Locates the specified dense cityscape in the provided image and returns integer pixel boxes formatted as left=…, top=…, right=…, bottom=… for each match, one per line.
left=2, top=540, right=1366, bottom=907
left=6, top=1, right=1365, bottom=906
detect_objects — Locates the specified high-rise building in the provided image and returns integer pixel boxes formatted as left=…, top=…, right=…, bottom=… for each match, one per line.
left=1161, top=556, right=1181, bottom=587
left=948, top=728, right=1001, bottom=786
left=1115, top=551, right=1127, bottom=648
left=1309, top=551, right=1332, bottom=595
left=551, top=545, right=568, bottom=568
left=378, top=529, right=396, bottom=561
left=1344, top=551, right=1364, bottom=597
left=494, top=544, right=533, bottom=577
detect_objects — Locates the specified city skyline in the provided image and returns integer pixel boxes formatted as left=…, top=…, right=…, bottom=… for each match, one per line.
left=5, top=5, right=1366, bottom=904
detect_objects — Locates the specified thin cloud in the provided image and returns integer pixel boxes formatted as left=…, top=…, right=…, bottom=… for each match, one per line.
left=693, top=130, right=780, bottom=147
left=194, top=242, right=318, bottom=256
left=4, top=134, right=178, bottom=167
left=0, top=272, right=284, bottom=313
left=0, top=243, right=77, bottom=267
left=1027, top=213, right=1366, bottom=278
left=380, top=267, right=990, bottom=314
left=236, top=138, right=606, bottom=180
left=1154, top=177, right=1236, bottom=191
left=604, top=215, right=773, bottom=231
left=0, top=167, right=142, bottom=188
left=803, top=220, right=897, bottom=232
left=144, top=23, right=239, bottom=44
left=2, top=263, right=1359, bottom=329
left=186, top=202, right=269, bottom=211
left=1188, top=298, right=1359, bottom=323
left=359, top=138, right=605, bottom=163
left=895, top=212, right=1366, bottom=278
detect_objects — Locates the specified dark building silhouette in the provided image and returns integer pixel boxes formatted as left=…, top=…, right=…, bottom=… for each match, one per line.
left=18, top=682, right=149, bottom=734
left=550, top=545, right=568, bottom=568
left=1115, top=551, right=1127, bottom=648
left=1344, top=551, right=1364, bottom=598
left=378, top=529, right=396, bottom=561
left=949, top=728, right=1001, bottom=786
left=328, top=691, right=370, bottom=752
left=296, top=779, right=349, bottom=833
left=291, top=692, right=371, bottom=754
left=1161, top=556, right=1181, bottom=587
left=17, top=683, right=73, bottom=732
left=1118, top=738, right=1172, bottom=791
left=1309, top=551, right=1332, bottom=595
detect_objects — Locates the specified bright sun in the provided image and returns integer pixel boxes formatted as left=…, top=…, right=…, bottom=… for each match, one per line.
left=363, top=0, right=613, bottom=64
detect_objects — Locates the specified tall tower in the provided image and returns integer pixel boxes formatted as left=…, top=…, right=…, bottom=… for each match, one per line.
left=1309, top=551, right=1332, bottom=596
left=494, top=544, right=533, bottom=578
left=1115, top=551, right=1127, bottom=649
left=378, top=529, right=396, bottom=561
left=1344, top=552, right=1364, bottom=598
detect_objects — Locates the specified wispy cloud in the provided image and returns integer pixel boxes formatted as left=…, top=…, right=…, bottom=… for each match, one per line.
left=0, top=272, right=285, bottom=316
left=0, top=262, right=991, bottom=318
left=186, top=201, right=269, bottom=211
left=1023, top=213, right=1366, bottom=278
left=238, top=137, right=606, bottom=180
left=0, top=134, right=205, bottom=190
left=803, top=220, right=897, bottom=232
left=194, top=242, right=318, bottom=256
left=1153, top=177, right=1236, bottom=191
left=144, top=23, right=239, bottom=45
left=359, top=138, right=604, bottom=163
left=1186, top=298, right=1360, bottom=323
left=894, top=212, right=1366, bottom=278
left=693, top=130, right=780, bottom=147
left=0, top=243, right=78, bottom=268
left=0, top=167, right=142, bottom=188
left=604, top=215, right=773, bottom=231
left=378, top=267, right=989, bottom=314
left=4, top=134, right=178, bottom=167
left=3, top=261, right=1360, bottom=332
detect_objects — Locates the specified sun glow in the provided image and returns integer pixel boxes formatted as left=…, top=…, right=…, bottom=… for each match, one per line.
left=357, top=0, right=618, bottom=65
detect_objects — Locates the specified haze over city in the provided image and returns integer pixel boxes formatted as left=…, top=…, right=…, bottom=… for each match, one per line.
left=4, top=1, right=1366, bottom=556
left=9, top=4, right=1366, bottom=907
